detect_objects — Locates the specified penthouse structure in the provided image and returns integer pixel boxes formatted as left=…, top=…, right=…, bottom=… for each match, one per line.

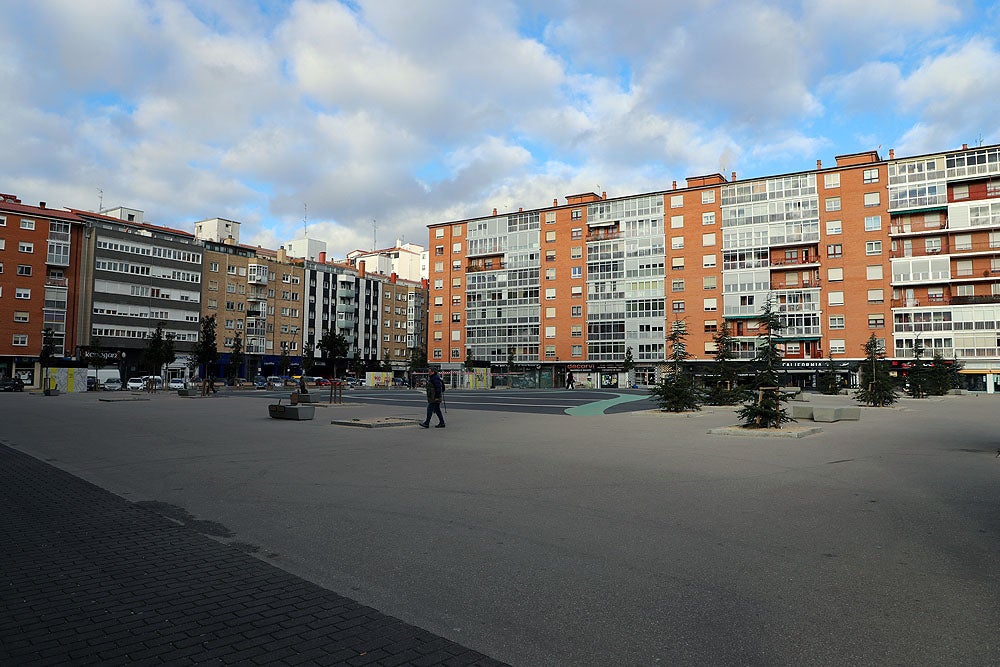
left=427, top=142, right=1000, bottom=392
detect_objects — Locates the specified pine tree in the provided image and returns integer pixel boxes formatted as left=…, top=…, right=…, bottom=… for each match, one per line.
left=736, top=296, right=789, bottom=428
left=817, top=353, right=841, bottom=395
left=649, top=319, right=702, bottom=412
left=706, top=321, right=745, bottom=405
left=928, top=352, right=952, bottom=396
left=228, top=331, right=245, bottom=384
left=854, top=333, right=897, bottom=407
left=906, top=341, right=929, bottom=398
left=193, top=315, right=219, bottom=395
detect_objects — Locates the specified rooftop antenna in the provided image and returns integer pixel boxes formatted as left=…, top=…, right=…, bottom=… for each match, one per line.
left=372, top=218, right=377, bottom=251
left=977, top=133, right=984, bottom=147
left=303, top=203, right=308, bottom=237
left=97, top=188, right=103, bottom=213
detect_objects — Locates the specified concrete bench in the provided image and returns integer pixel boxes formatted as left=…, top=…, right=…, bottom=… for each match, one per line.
left=790, top=405, right=814, bottom=420
left=291, top=392, right=319, bottom=404
left=811, top=406, right=861, bottom=422
left=268, top=404, right=315, bottom=420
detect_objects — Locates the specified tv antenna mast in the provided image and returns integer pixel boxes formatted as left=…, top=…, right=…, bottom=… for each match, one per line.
left=97, top=188, right=103, bottom=213
left=303, top=203, right=308, bottom=237
left=372, top=218, right=377, bottom=251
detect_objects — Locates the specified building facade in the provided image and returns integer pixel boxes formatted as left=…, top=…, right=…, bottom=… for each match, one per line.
left=427, top=143, right=1000, bottom=391
left=0, top=195, right=86, bottom=386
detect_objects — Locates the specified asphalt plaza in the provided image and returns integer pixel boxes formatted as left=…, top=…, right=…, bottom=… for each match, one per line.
left=2, top=388, right=999, bottom=665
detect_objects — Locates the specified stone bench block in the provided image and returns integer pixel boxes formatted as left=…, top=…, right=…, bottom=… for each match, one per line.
left=268, top=404, right=315, bottom=420
left=837, top=406, right=861, bottom=421
left=790, top=405, right=814, bottom=420
left=811, top=406, right=840, bottom=422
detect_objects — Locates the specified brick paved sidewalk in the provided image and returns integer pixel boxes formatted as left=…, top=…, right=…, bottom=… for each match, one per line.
left=0, top=445, right=506, bottom=666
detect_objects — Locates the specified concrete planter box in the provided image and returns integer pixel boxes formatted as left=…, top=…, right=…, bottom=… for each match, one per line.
left=177, top=388, right=199, bottom=397
left=268, top=404, right=315, bottom=420
left=295, top=393, right=319, bottom=404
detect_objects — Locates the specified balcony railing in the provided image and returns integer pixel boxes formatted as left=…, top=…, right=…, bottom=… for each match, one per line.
left=45, top=277, right=68, bottom=288
left=586, top=230, right=622, bottom=242
left=769, top=256, right=820, bottom=268
left=466, top=262, right=506, bottom=273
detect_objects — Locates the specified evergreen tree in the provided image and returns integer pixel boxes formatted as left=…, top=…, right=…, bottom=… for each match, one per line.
left=817, top=353, right=841, bottom=395
left=706, top=321, right=745, bottom=405
left=142, top=323, right=175, bottom=391
left=906, top=341, right=929, bottom=398
left=854, top=333, right=897, bottom=407
left=301, top=343, right=316, bottom=376
left=318, top=329, right=350, bottom=380
left=228, top=331, right=245, bottom=384
left=278, top=344, right=291, bottom=376
left=622, top=346, right=636, bottom=387
left=193, top=315, right=219, bottom=395
left=928, top=352, right=953, bottom=396
left=649, top=319, right=701, bottom=412
left=736, top=296, right=789, bottom=428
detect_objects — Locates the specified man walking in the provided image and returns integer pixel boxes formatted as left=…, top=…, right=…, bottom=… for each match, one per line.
left=420, top=368, right=446, bottom=428
left=566, top=370, right=575, bottom=390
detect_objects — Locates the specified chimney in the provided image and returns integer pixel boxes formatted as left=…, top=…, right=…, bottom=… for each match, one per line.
left=390, top=272, right=397, bottom=284
left=39, top=201, right=46, bottom=209
left=518, top=207, right=523, bottom=212
left=358, top=260, right=366, bottom=277
left=963, top=143, right=968, bottom=150
left=602, top=192, right=606, bottom=199
left=492, top=208, right=497, bottom=216
left=553, top=199, right=558, bottom=206
left=816, top=160, right=822, bottom=169
left=318, top=251, right=326, bottom=264
left=889, top=149, right=894, bottom=160
left=672, top=180, right=677, bottom=189
left=277, top=247, right=287, bottom=263
left=223, top=236, right=236, bottom=245
left=731, top=171, right=737, bottom=182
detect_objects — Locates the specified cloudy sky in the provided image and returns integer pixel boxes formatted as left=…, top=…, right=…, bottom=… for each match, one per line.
left=3, top=0, right=999, bottom=258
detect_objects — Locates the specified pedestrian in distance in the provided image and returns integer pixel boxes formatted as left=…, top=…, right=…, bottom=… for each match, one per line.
left=420, top=369, right=446, bottom=428
left=209, top=376, right=218, bottom=394
left=566, top=371, right=575, bottom=390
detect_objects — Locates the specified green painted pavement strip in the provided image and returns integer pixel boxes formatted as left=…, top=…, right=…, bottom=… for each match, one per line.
left=565, top=393, right=649, bottom=416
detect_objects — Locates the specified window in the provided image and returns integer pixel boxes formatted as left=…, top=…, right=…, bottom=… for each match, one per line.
left=702, top=212, right=716, bottom=225
left=0, top=240, right=4, bottom=249
left=571, top=266, right=582, bottom=279
left=434, top=262, right=444, bottom=272
left=955, top=259, right=973, bottom=277
left=671, top=236, right=684, bottom=249
left=571, top=345, right=583, bottom=357
left=828, top=291, right=844, bottom=306
left=13, top=334, right=28, bottom=346
left=452, top=260, right=461, bottom=270
left=953, top=184, right=970, bottom=200
left=19, top=242, right=33, bottom=253
left=435, top=245, right=443, bottom=255
left=15, top=288, right=30, bottom=299
left=829, top=315, right=845, bottom=330
left=16, top=265, right=31, bottom=276
left=452, top=242, right=462, bottom=253
left=452, top=312, right=461, bottom=322
left=433, top=279, right=443, bottom=289
left=545, top=288, right=556, bottom=300
left=671, top=279, right=685, bottom=292
left=704, top=320, right=718, bottom=333
left=571, top=246, right=582, bottom=259
left=571, top=285, right=583, bottom=297
left=545, top=326, right=556, bottom=339
left=571, top=209, right=582, bottom=220
left=434, top=296, right=443, bottom=306
left=571, top=306, right=583, bottom=317
left=451, top=330, right=461, bottom=341
left=863, top=168, right=879, bottom=184
left=20, top=219, right=35, bottom=230
left=672, top=300, right=685, bottom=313
left=545, top=212, right=556, bottom=224
left=13, top=311, right=29, bottom=322
left=827, top=244, right=843, bottom=258
left=545, top=307, right=556, bottom=318
left=825, top=197, right=841, bottom=212
left=571, top=325, right=582, bottom=337
left=209, top=261, right=219, bottom=272
left=703, top=298, right=717, bottom=311
left=545, top=230, right=556, bottom=242
left=433, top=349, right=443, bottom=359
left=825, top=220, right=842, bottom=235
left=671, top=257, right=685, bottom=269
left=545, top=268, right=556, bottom=281
left=864, top=192, right=880, bottom=207
left=0, top=215, right=5, bottom=226
left=545, top=250, right=556, bottom=262
left=866, top=265, right=883, bottom=280
left=702, top=190, right=715, bottom=204
left=824, top=173, right=840, bottom=189
left=702, top=254, right=716, bottom=268
left=545, top=346, right=556, bottom=358
left=671, top=215, right=684, bottom=228
left=866, top=241, right=882, bottom=255
left=435, top=228, right=445, bottom=238
left=830, top=339, right=846, bottom=354
left=702, top=233, right=716, bottom=247
left=453, top=225, right=462, bottom=236
left=864, top=215, right=882, bottom=231
left=954, top=234, right=972, bottom=251
left=670, top=194, right=683, bottom=208
left=867, top=289, right=884, bottom=304
left=825, top=267, right=843, bottom=282
left=571, top=227, right=582, bottom=239
left=703, top=276, right=717, bottom=290
left=452, top=348, right=461, bottom=358
left=956, top=284, right=974, bottom=296
left=868, top=314, right=885, bottom=328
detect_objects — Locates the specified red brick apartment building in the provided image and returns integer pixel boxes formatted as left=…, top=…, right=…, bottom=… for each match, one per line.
left=427, top=143, right=1000, bottom=392
left=0, top=194, right=86, bottom=386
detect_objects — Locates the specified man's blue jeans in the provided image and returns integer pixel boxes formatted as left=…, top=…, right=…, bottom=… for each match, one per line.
left=425, top=401, right=444, bottom=425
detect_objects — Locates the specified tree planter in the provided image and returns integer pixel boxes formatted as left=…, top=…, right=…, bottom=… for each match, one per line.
left=43, top=389, right=60, bottom=396
left=268, top=404, right=315, bottom=420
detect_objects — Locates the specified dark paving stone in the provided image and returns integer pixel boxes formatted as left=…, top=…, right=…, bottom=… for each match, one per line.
left=0, top=445, right=507, bottom=666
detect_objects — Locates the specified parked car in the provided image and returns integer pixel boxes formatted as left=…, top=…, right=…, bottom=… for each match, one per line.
left=168, top=378, right=186, bottom=390
left=0, top=377, right=25, bottom=392
left=103, top=378, right=123, bottom=391
left=314, top=377, right=331, bottom=386
left=267, top=376, right=284, bottom=389
left=126, top=377, right=145, bottom=390
left=392, top=377, right=409, bottom=387
left=253, top=376, right=268, bottom=389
